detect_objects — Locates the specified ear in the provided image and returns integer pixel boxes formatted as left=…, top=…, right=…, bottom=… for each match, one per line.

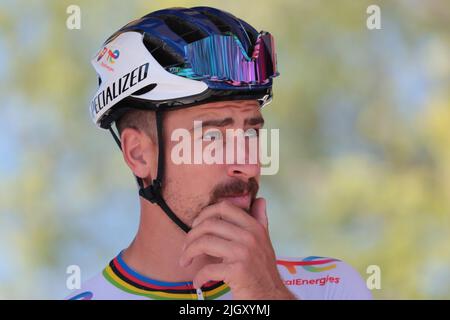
left=121, top=127, right=157, bottom=182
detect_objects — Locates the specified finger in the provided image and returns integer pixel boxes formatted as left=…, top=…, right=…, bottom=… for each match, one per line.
left=192, top=201, right=256, bottom=230
left=193, top=263, right=228, bottom=289
left=179, top=235, right=240, bottom=267
left=249, top=198, right=268, bottom=230
left=185, top=217, right=255, bottom=250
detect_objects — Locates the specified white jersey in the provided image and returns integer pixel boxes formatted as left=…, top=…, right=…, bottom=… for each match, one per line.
left=66, top=252, right=372, bottom=300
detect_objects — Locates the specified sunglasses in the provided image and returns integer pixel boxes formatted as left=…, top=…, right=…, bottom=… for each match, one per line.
left=168, top=31, right=278, bottom=86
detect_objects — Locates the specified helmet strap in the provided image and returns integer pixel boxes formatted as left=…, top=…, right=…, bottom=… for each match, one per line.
left=108, top=110, right=191, bottom=233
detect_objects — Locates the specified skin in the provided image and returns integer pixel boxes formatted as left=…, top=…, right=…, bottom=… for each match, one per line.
left=120, top=99, right=296, bottom=300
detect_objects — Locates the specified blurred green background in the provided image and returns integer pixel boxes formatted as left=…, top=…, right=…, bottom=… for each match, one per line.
left=0, top=0, right=449, bottom=299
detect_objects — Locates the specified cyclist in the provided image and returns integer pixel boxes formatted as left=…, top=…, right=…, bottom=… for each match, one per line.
left=67, top=6, right=372, bottom=300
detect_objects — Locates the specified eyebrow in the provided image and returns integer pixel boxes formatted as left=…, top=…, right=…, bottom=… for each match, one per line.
left=191, top=116, right=264, bottom=131
left=198, top=117, right=234, bottom=129
left=245, top=116, right=264, bottom=127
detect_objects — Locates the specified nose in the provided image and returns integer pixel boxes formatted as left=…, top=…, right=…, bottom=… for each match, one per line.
left=225, top=130, right=260, bottom=180
left=226, top=163, right=260, bottom=181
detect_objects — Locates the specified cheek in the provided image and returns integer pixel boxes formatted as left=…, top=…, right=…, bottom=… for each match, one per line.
left=181, top=163, right=222, bottom=189
left=165, top=163, right=222, bottom=199
left=163, top=164, right=224, bottom=220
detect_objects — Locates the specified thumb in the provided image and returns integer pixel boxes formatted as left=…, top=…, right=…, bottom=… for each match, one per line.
left=250, top=197, right=268, bottom=230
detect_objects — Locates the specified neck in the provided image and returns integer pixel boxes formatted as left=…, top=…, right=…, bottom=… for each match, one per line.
left=121, top=198, right=219, bottom=283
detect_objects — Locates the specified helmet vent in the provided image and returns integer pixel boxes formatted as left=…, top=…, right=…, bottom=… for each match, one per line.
left=157, top=14, right=207, bottom=43
left=142, top=33, right=185, bottom=68
left=132, top=83, right=157, bottom=96
left=197, top=11, right=231, bottom=34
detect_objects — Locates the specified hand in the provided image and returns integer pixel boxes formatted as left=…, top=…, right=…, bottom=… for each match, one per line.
left=179, top=198, right=297, bottom=300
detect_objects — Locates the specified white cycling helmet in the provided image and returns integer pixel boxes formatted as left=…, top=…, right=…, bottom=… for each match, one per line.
left=90, top=6, right=279, bottom=233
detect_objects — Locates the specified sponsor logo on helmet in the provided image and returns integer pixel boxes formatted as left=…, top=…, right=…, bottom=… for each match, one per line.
left=97, top=47, right=120, bottom=63
left=96, top=47, right=120, bottom=72
left=91, top=62, right=149, bottom=119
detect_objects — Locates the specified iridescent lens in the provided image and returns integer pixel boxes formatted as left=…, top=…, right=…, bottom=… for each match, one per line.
left=171, top=32, right=278, bottom=86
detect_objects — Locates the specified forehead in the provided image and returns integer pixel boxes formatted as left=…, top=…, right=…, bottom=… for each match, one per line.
left=186, top=100, right=261, bottom=118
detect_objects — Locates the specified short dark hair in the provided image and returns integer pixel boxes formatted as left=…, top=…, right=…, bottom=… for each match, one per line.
left=116, top=109, right=156, bottom=141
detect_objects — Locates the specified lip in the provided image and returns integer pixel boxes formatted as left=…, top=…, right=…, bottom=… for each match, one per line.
left=220, top=193, right=251, bottom=210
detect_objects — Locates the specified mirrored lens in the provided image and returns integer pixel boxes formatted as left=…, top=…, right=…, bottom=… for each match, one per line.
left=173, top=32, right=278, bottom=86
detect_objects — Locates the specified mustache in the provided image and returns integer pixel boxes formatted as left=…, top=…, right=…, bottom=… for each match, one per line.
left=209, top=178, right=259, bottom=206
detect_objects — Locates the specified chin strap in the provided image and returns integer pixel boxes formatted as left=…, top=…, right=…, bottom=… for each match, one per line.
left=108, top=110, right=191, bottom=233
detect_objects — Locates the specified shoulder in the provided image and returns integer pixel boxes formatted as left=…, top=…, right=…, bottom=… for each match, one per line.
left=276, top=255, right=373, bottom=300
left=65, top=270, right=136, bottom=300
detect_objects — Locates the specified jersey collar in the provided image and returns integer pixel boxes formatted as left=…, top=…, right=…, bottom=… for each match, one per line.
left=103, top=251, right=230, bottom=300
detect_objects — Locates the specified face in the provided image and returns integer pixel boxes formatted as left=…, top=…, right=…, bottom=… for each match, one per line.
left=161, top=100, right=263, bottom=224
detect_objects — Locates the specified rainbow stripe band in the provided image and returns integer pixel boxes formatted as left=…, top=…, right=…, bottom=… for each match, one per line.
left=103, top=252, right=230, bottom=300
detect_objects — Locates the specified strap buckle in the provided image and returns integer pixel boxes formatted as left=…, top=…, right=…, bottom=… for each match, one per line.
left=139, top=179, right=162, bottom=204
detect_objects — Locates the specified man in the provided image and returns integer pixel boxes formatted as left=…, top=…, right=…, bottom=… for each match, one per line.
left=67, top=6, right=372, bottom=300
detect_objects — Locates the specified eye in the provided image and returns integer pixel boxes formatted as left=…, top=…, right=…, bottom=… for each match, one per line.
left=202, top=129, right=223, bottom=141
left=245, top=128, right=259, bottom=138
